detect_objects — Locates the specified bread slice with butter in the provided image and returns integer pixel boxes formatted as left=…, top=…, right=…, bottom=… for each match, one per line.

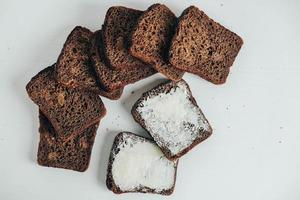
left=132, top=80, right=212, bottom=160
left=106, top=132, right=178, bottom=195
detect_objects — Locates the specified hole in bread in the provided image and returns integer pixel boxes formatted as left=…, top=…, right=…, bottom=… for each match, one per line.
left=72, top=48, right=78, bottom=53
left=69, top=80, right=75, bottom=86
left=191, top=47, right=195, bottom=53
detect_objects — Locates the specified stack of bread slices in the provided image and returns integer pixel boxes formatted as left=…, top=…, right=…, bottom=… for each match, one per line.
left=26, top=3, right=243, bottom=193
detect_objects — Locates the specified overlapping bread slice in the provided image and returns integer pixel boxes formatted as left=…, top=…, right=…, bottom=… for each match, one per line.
left=102, top=6, right=150, bottom=70
left=91, top=30, right=156, bottom=91
left=169, top=6, right=243, bottom=84
left=37, top=111, right=99, bottom=172
left=106, top=132, right=178, bottom=195
left=130, top=4, right=184, bottom=81
left=55, top=26, right=95, bottom=89
left=26, top=65, right=106, bottom=140
left=54, top=26, right=123, bottom=100
left=132, top=80, right=212, bottom=160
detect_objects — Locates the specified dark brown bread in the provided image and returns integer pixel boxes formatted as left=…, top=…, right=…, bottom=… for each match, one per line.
left=54, top=26, right=123, bottom=99
left=98, top=87, right=123, bottom=100
left=106, top=132, right=178, bottom=195
left=102, top=6, right=150, bottom=69
left=91, top=30, right=156, bottom=91
left=37, top=111, right=98, bottom=172
left=131, top=80, right=212, bottom=160
left=26, top=65, right=106, bottom=140
left=130, top=4, right=184, bottom=81
left=169, top=6, right=243, bottom=84
left=55, top=26, right=96, bottom=89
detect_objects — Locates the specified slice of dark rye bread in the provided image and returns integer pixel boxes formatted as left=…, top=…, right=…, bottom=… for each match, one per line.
left=54, top=26, right=123, bottom=99
left=131, top=80, right=212, bottom=160
left=106, top=132, right=178, bottom=195
left=130, top=4, right=184, bottom=81
left=37, top=111, right=99, bottom=172
left=91, top=30, right=156, bottom=91
left=26, top=65, right=106, bottom=140
left=55, top=26, right=95, bottom=89
left=169, top=6, right=243, bottom=84
left=102, top=6, right=150, bottom=69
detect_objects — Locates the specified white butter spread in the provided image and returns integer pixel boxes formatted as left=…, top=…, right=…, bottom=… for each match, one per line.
left=112, top=133, right=176, bottom=192
left=136, top=81, right=210, bottom=156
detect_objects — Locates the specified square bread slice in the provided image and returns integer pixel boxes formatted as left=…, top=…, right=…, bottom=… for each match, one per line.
left=26, top=65, right=106, bottom=140
left=169, top=6, right=243, bottom=84
left=106, top=132, right=178, bottom=195
left=91, top=30, right=156, bottom=91
left=55, top=26, right=123, bottom=99
left=132, top=80, right=212, bottom=160
left=37, top=111, right=98, bottom=172
left=55, top=26, right=96, bottom=89
left=130, top=4, right=184, bottom=81
left=102, top=6, right=150, bottom=70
